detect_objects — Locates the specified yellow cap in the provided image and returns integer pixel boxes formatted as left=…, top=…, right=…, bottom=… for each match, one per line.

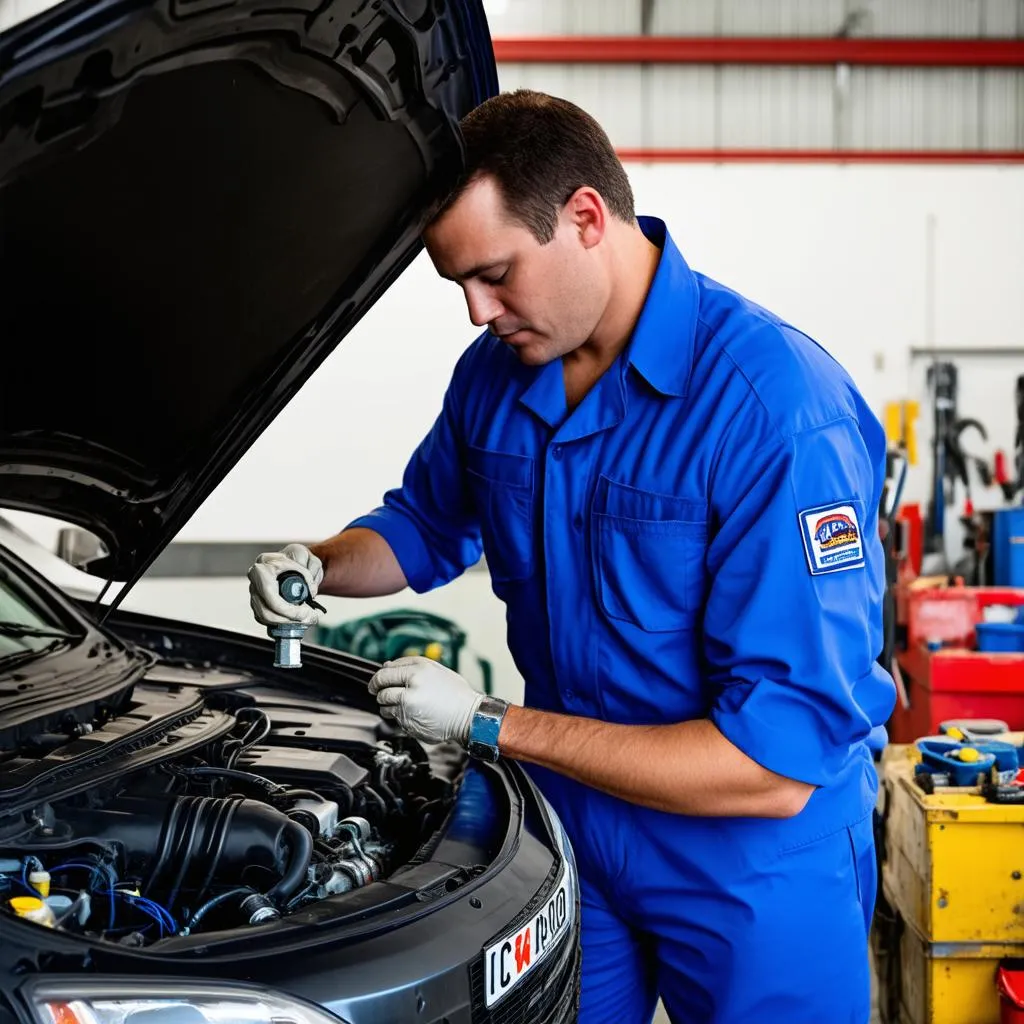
left=29, top=870, right=50, bottom=898
left=424, top=642, right=444, bottom=661
left=956, top=747, right=981, bottom=763
left=10, top=896, right=44, bottom=913
left=946, top=727, right=965, bottom=741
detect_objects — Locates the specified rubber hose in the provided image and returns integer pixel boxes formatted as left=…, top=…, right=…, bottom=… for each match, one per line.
left=182, top=886, right=255, bottom=934
left=266, top=820, right=314, bottom=905
left=183, top=767, right=284, bottom=793
left=194, top=797, right=242, bottom=907
left=165, top=798, right=207, bottom=912
left=360, top=785, right=388, bottom=820
left=146, top=796, right=187, bottom=892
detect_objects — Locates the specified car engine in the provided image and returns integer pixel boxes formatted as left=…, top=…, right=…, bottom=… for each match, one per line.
left=0, top=679, right=459, bottom=946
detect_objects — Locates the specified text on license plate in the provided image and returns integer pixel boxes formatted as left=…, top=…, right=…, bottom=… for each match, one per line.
left=484, top=866, right=574, bottom=1008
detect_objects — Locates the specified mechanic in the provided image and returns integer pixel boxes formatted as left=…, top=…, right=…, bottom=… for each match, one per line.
left=249, top=90, right=897, bottom=1023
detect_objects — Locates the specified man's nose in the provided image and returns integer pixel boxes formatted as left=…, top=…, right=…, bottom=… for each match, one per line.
left=464, top=284, right=503, bottom=328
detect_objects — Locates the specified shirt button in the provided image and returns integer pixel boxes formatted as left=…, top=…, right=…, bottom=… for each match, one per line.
left=551, top=445, right=563, bottom=460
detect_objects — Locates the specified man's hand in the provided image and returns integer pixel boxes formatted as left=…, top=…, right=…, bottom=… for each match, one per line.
left=368, top=657, right=483, bottom=745
left=248, top=543, right=324, bottom=627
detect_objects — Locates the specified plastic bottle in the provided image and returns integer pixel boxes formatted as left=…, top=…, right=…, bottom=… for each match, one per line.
left=28, top=869, right=51, bottom=898
left=9, top=896, right=57, bottom=927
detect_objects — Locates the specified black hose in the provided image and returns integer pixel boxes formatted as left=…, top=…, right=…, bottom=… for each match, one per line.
left=181, top=767, right=285, bottom=794
left=372, top=765, right=403, bottom=813
left=165, top=798, right=206, bottom=912
left=194, top=797, right=242, bottom=908
left=181, top=886, right=255, bottom=935
left=145, top=796, right=187, bottom=892
left=266, top=820, right=313, bottom=905
left=278, top=789, right=324, bottom=802
left=359, top=784, right=388, bottom=820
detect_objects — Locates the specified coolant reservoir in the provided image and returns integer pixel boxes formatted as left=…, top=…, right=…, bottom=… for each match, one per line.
left=9, top=896, right=56, bottom=927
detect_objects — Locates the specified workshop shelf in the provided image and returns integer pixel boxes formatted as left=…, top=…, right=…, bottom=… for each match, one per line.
left=878, top=743, right=1024, bottom=1023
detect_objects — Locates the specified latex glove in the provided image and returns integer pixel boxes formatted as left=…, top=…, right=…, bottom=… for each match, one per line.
left=247, top=543, right=324, bottom=627
left=368, top=656, right=483, bottom=746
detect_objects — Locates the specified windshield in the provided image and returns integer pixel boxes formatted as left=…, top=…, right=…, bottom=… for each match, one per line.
left=0, top=566, right=79, bottom=662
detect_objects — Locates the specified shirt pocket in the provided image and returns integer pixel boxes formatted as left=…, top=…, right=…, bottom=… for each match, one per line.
left=592, top=476, right=707, bottom=633
left=466, top=444, right=535, bottom=583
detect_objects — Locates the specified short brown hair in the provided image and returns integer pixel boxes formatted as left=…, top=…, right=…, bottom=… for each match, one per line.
left=434, top=89, right=635, bottom=244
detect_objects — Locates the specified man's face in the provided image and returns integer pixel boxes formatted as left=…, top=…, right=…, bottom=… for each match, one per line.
left=423, top=176, right=606, bottom=366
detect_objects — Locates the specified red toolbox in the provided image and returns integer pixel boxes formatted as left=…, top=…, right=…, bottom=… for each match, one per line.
left=889, top=585, right=1024, bottom=744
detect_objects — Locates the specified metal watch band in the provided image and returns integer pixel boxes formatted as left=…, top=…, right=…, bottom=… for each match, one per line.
left=467, top=696, right=509, bottom=762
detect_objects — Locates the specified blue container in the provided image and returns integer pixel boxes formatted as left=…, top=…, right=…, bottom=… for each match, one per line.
left=992, top=506, right=1024, bottom=586
left=975, top=621, right=1024, bottom=653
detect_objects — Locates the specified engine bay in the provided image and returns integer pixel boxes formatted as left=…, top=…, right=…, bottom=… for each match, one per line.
left=0, top=674, right=461, bottom=946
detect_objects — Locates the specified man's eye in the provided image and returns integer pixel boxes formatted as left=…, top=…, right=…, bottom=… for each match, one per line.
left=483, top=269, right=508, bottom=285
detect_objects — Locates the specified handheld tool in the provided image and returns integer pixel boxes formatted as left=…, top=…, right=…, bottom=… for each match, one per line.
left=269, top=570, right=326, bottom=669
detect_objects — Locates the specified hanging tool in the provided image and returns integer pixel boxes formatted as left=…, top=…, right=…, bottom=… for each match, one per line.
left=268, top=571, right=325, bottom=669
left=925, top=362, right=957, bottom=554
left=1000, top=373, right=1024, bottom=504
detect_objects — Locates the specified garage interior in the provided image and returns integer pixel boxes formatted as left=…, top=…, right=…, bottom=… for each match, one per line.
left=1, top=0, right=1022, bottom=1021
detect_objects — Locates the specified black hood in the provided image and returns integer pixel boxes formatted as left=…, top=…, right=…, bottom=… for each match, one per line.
left=0, top=0, right=496, bottom=593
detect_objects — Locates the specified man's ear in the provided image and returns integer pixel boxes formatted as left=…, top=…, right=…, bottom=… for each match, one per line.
left=564, top=187, right=607, bottom=250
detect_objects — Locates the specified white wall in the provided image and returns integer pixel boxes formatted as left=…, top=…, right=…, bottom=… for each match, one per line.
left=8, top=164, right=1024, bottom=701
left=174, top=163, right=1022, bottom=687
left=181, top=162, right=1023, bottom=530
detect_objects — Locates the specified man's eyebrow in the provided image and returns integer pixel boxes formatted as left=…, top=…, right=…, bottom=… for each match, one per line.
left=440, top=261, right=506, bottom=283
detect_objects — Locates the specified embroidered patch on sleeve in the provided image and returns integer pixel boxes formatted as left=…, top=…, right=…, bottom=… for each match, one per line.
left=798, top=502, right=865, bottom=575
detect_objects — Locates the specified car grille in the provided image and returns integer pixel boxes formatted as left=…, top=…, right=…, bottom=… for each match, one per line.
left=469, top=861, right=582, bottom=1024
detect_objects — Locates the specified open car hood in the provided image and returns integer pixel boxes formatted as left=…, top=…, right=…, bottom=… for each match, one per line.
left=0, top=0, right=496, bottom=594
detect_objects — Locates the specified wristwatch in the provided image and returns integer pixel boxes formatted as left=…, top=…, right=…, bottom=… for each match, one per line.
left=467, top=696, right=510, bottom=762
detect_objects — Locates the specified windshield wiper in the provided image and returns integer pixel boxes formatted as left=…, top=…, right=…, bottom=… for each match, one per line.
left=0, top=622, right=81, bottom=639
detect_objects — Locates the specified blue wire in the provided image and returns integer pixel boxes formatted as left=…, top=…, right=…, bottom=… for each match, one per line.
left=136, top=896, right=177, bottom=934
left=102, top=891, right=178, bottom=937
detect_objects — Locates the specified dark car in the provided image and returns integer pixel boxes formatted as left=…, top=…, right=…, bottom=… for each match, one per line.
left=0, top=1, right=581, bottom=1022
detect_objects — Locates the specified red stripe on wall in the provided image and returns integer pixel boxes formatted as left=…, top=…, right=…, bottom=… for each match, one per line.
left=614, top=148, right=1024, bottom=163
left=492, top=37, right=1024, bottom=68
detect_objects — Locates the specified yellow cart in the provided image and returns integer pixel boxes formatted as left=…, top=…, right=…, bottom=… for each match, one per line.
left=875, top=739, right=1024, bottom=1023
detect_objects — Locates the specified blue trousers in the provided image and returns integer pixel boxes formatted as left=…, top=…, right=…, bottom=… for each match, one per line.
left=531, top=767, right=877, bottom=1024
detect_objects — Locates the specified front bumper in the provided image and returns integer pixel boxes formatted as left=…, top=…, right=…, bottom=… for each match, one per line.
left=469, top=852, right=582, bottom=1024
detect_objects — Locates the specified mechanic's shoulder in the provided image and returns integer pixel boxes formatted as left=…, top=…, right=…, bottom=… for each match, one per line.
left=695, top=274, right=860, bottom=440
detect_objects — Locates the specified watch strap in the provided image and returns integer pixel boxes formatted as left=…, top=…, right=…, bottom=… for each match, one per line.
left=467, top=696, right=509, bottom=762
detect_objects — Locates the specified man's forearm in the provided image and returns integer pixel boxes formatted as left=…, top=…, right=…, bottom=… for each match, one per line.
left=499, top=706, right=813, bottom=818
left=309, top=527, right=408, bottom=598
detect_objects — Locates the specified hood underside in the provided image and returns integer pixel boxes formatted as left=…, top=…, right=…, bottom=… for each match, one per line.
left=0, top=0, right=496, bottom=592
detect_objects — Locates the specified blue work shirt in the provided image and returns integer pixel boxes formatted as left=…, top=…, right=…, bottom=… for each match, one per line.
left=351, top=216, right=896, bottom=853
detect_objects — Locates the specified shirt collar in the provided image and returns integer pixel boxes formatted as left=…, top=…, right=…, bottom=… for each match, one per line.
left=518, top=215, right=698, bottom=427
left=626, top=216, right=699, bottom=399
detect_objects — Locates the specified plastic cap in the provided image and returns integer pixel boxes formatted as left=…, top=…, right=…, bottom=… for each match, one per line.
left=29, top=870, right=50, bottom=897
left=957, top=747, right=981, bottom=763
left=10, top=896, right=43, bottom=912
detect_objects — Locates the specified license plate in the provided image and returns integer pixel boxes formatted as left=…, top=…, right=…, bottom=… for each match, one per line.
left=483, top=865, right=574, bottom=1008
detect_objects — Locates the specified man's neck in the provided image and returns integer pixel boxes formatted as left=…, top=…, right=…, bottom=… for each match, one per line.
left=562, top=223, right=662, bottom=410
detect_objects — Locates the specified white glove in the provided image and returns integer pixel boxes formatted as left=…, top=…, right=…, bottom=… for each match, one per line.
left=368, top=656, right=483, bottom=745
left=247, top=543, right=324, bottom=627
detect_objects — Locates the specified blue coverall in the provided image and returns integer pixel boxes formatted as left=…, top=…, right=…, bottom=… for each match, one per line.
left=351, top=217, right=898, bottom=1023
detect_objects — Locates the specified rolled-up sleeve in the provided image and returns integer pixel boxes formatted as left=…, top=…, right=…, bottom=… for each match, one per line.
left=347, top=366, right=482, bottom=594
left=705, top=414, right=896, bottom=788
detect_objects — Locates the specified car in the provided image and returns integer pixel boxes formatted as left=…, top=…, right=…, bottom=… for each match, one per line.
left=0, top=1, right=582, bottom=1022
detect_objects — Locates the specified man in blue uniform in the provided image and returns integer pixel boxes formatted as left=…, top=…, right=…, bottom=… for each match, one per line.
left=249, top=90, right=896, bottom=1022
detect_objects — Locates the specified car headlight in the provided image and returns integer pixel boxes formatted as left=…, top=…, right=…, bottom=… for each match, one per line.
left=26, top=981, right=348, bottom=1024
